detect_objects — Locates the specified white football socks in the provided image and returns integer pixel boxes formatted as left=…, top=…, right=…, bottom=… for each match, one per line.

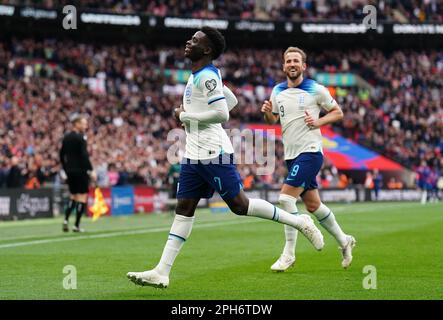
left=421, top=190, right=427, bottom=205
left=312, top=203, right=347, bottom=247
left=246, top=198, right=305, bottom=229
left=155, top=214, right=195, bottom=277
left=279, top=194, right=299, bottom=257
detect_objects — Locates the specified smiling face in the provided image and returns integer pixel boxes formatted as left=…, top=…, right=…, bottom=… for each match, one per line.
left=184, top=31, right=211, bottom=62
left=283, top=51, right=306, bottom=81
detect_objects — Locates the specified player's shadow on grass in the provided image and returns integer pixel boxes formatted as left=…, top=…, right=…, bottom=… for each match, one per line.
left=114, top=288, right=170, bottom=300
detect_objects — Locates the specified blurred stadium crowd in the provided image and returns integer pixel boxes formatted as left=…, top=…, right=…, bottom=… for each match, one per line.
left=1, top=0, right=442, bottom=22
left=0, top=37, right=441, bottom=190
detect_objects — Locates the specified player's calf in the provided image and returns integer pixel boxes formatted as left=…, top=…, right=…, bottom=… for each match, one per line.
left=310, top=202, right=356, bottom=268
left=310, top=203, right=347, bottom=247
left=225, top=193, right=249, bottom=216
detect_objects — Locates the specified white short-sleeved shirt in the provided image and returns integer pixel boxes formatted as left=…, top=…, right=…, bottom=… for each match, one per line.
left=270, top=78, right=337, bottom=160
left=182, top=64, right=234, bottom=160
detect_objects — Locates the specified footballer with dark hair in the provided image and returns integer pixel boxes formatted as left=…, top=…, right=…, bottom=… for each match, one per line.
left=127, top=27, right=324, bottom=288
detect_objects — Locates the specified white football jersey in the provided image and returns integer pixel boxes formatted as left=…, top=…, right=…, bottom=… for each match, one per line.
left=270, top=78, right=337, bottom=160
left=182, top=64, right=234, bottom=160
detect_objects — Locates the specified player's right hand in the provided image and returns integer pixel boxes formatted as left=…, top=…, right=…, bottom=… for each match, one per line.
left=173, top=104, right=184, bottom=121
left=89, top=170, right=97, bottom=182
left=261, top=100, right=273, bottom=114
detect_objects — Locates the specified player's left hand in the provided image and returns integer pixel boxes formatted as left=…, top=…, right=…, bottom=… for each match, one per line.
left=304, top=110, right=320, bottom=129
left=174, top=104, right=185, bottom=122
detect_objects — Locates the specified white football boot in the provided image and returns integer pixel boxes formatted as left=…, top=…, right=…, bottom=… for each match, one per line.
left=72, top=226, right=85, bottom=233
left=127, top=269, right=169, bottom=288
left=296, top=214, right=324, bottom=251
left=340, top=235, right=356, bottom=269
left=271, top=254, right=296, bottom=272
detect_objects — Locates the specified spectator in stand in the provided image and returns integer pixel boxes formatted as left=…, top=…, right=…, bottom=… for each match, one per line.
left=364, top=171, right=373, bottom=189
left=6, top=156, right=23, bottom=188
left=0, top=158, right=7, bottom=188
left=387, top=177, right=403, bottom=189
left=416, top=160, right=432, bottom=205
left=0, top=38, right=441, bottom=190
left=372, top=169, right=383, bottom=201
left=24, top=171, right=40, bottom=189
left=2, top=0, right=442, bottom=22
left=338, top=173, right=349, bottom=189
left=107, top=163, right=119, bottom=186
left=242, top=167, right=255, bottom=190
left=428, top=167, right=440, bottom=203
left=320, top=169, right=333, bottom=189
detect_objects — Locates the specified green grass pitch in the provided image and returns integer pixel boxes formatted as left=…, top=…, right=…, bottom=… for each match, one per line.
left=0, top=202, right=442, bottom=300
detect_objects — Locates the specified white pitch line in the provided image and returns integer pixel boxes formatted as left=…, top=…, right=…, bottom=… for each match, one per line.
left=0, top=219, right=260, bottom=250
left=0, top=217, right=225, bottom=242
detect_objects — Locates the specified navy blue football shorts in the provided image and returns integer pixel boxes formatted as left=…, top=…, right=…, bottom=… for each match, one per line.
left=176, top=153, right=243, bottom=200
left=284, top=152, right=323, bottom=195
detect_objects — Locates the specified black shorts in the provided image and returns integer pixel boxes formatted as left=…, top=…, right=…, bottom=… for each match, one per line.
left=66, top=172, right=90, bottom=194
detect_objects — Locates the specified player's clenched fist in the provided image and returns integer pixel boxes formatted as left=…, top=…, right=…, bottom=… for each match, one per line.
left=174, top=104, right=184, bottom=121
left=304, top=110, right=319, bottom=129
left=261, top=100, right=273, bottom=113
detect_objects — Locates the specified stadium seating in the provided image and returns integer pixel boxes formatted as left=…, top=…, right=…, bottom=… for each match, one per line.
left=1, top=0, right=442, bottom=22
left=0, top=38, right=442, bottom=189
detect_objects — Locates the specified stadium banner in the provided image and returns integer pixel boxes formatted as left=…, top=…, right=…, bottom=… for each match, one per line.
left=87, top=187, right=112, bottom=217
left=0, top=188, right=53, bottom=221
left=369, top=189, right=423, bottom=201
left=80, top=12, right=141, bottom=26
left=133, top=186, right=156, bottom=213
left=111, top=186, right=134, bottom=215
left=227, top=188, right=428, bottom=204
left=1, top=5, right=443, bottom=38
left=320, top=189, right=357, bottom=203
left=247, top=124, right=404, bottom=171
left=262, top=188, right=357, bottom=204
left=0, top=4, right=15, bottom=16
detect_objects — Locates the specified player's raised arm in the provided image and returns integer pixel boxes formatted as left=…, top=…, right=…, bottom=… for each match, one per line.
left=261, top=100, right=279, bottom=124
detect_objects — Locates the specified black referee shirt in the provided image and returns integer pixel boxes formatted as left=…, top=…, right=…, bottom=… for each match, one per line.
left=59, top=131, right=93, bottom=174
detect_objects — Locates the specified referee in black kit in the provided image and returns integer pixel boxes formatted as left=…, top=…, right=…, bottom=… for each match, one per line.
left=60, top=114, right=96, bottom=232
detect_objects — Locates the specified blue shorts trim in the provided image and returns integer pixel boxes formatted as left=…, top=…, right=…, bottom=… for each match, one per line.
left=177, top=153, right=243, bottom=200
left=284, top=152, right=323, bottom=193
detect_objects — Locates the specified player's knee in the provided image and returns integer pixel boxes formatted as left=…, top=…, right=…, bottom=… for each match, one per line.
left=305, top=201, right=321, bottom=213
left=225, top=193, right=249, bottom=215
left=229, top=203, right=248, bottom=215
left=175, top=202, right=195, bottom=217
left=175, top=208, right=194, bottom=217
left=278, top=194, right=298, bottom=213
left=226, top=198, right=248, bottom=216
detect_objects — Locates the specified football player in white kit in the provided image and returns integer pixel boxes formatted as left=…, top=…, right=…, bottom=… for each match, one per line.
left=261, top=47, right=356, bottom=271
left=127, top=30, right=325, bottom=289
